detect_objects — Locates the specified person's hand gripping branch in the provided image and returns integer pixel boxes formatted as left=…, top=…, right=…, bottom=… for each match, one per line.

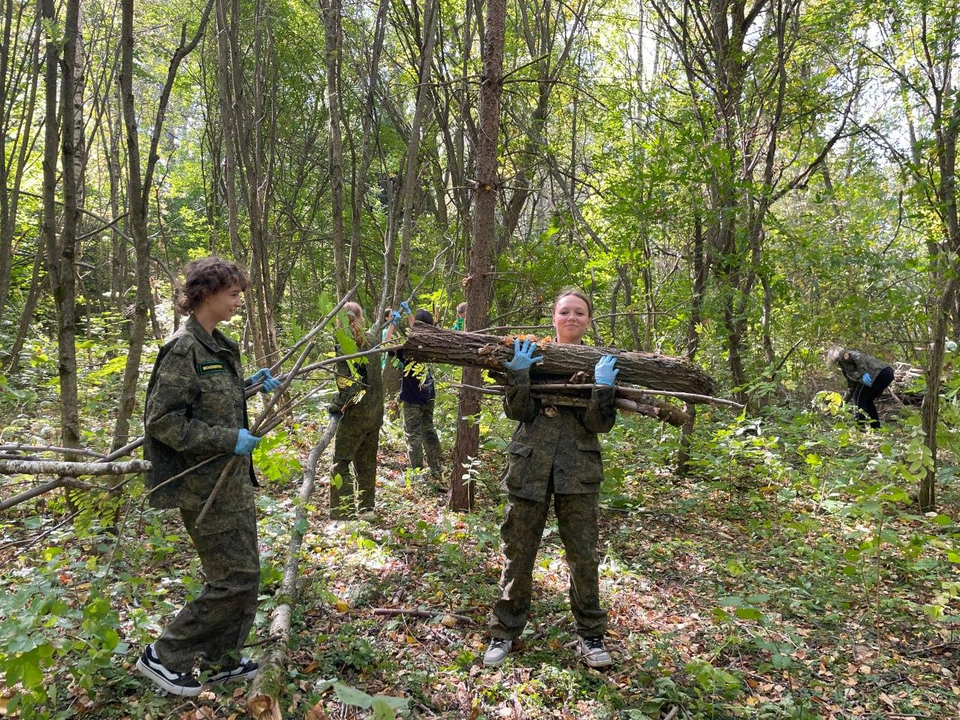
left=248, top=367, right=281, bottom=393
left=234, top=428, right=261, bottom=455
left=594, top=355, right=619, bottom=387
left=502, top=338, right=544, bottom=372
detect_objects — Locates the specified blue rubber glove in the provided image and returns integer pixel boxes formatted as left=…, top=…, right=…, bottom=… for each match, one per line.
left=234, top=429, right=261, bottom=455
left=861, top=372, right=873, bottom=387
left=390, top=310, right=402, bottom=325
left=502, top=338, right=544, bottom=372
left=248, top=368, right=281, bottom=393
left=594, top=355, right=619, bottom=387
left=400, top=301, right=412, bottom=316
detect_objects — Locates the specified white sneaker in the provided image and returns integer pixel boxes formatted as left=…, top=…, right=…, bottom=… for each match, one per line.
left=483, top=638, right=513, bottom=666
left=578, top=635, right=613, bottom=668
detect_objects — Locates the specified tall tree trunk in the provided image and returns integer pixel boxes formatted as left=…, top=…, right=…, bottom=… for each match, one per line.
left=112, top=0, right=213, bottom=450
left=321, top=0, right=347, bottom=298
left=450, top=0, right=506, bottom=512
left=677, top=213, right=706, bottom=476
left=395, top=0, right=438, bottom=302
left=348, top=0, right=389, bottom=290
left=0, top=1, right=40, bottom=326
left=40, top=0, right=82, bottom=462
left=5, top=241, right=44, bottom=372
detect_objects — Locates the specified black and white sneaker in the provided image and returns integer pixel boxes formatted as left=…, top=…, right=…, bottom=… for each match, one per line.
left=577, top=635, right=613, bottom=668
left=136, top=644, right=203, bottom=696
left=204, top=657, right=259, bottom=684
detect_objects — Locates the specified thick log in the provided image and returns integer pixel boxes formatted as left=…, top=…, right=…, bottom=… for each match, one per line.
left=400, top=324, right=716, bottom=395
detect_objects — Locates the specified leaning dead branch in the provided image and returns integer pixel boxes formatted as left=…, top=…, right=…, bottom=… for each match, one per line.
left=246, top=418, right=340, bottom=720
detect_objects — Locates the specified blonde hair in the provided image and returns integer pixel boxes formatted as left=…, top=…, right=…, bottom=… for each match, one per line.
left=341, top=302, right=367, bottom=348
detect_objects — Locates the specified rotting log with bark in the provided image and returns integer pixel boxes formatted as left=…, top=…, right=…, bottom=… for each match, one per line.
left=399, top=324, right=717, bottom=396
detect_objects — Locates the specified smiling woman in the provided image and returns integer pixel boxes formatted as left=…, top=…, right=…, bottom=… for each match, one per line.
left=484, top=287, right=620, bottom=670
left=137, top=256, right=279, bottom=697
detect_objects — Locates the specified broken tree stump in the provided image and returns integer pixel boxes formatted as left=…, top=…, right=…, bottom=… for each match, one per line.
left=399, top=324, right=717, bottom=396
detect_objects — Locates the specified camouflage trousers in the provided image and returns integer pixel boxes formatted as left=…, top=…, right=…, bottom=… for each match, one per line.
left=490, top=485, right=606, bottom=639
left=154, top=506, right=260, bottom=672
left=331, top=424, right=380, bottom=519
left=402, top=400, right=442, bottom=472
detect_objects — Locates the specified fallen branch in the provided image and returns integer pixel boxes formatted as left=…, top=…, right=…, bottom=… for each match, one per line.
left=489, top=382, right=743, bottom=409
left=447, top=383, right=691, bottom=427
left=535, top=393, right=690, bottom=427
left=371, top=607, right=475, bottom=624
left=0, top=444, right=107, bottom=459
left=247, top=419, right=340, bottom=720
left=0, top=459, right=150, bottom=476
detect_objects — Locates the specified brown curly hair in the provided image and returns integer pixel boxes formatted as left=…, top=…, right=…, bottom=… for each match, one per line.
left=175, top=257, right=250, bottom=314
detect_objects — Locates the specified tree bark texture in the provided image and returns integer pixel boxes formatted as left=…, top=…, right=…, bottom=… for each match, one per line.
left=402, top=324, right=717, bottom=395
left=450, top=0, right=507, bottom=512
left=321, top=0, right=347, bottom=299
left=0, top=459, right=151, bottom=476
left=39, top=0, right=82, bottom=461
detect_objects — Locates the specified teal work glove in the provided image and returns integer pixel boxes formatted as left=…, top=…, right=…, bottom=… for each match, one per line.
left=400, top=301, right=412, bottom=316
left=502, top=338, right=544, bottom=372
left=234, top=429, right=261, bottom=455
left=594, top=355, right=619, bottom=387
left=248, top=368, right=281, bottom=393
left=390, top=310, right=402, bottom=325
left=861, top=372, right=873, bottom=387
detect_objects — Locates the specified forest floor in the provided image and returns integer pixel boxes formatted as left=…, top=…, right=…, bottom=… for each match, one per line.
left=3, top=395, right=960, bottom=720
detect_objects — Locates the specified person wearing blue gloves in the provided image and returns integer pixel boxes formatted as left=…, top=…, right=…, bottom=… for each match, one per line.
left=139, top=257, right=273, bottom=696
left=484, top=288, right=619, bottom=670
left=827, top=345, right=894, bottom=429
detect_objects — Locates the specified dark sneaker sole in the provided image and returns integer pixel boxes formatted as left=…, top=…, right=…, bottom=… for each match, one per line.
left=136, top=656, right=203, bottom=696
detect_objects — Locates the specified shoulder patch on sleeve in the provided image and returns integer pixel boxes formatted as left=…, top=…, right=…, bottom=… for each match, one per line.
left=843, top=352, right=850, bottom=361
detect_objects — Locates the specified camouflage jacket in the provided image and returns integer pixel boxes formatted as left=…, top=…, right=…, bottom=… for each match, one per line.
left=329, top=329, right=384, bottom=432
left=501, top=367, right=617, bottom=501
left=837, top=349, right=890, bottom=387
left=144, top=315, right=256, bottom=512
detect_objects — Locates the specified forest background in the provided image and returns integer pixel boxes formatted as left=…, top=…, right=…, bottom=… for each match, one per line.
left=2, top=0, right=960, bottom=717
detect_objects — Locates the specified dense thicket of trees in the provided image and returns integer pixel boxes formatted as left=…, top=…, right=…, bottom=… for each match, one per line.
left=2, top=0, right=955, bottom=505
left=2, top=1, right=960, bottom=716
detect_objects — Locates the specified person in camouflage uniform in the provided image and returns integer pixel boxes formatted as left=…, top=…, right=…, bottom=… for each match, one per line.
left=484, top=289, right=619, bottom=670
left=329, top=302, right=385, bottom=519
left=136, top=257, right=280, bottom=697
left=384, top=307, right=443, bottom=482
left=827, top=345, right=894, bottom=429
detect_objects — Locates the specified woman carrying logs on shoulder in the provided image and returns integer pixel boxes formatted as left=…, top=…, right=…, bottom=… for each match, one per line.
left=328, top=302, right=386, bottom=519
left=138, top=257, right=280, bottom=696
left=484, top=288, right=619, bottom=669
